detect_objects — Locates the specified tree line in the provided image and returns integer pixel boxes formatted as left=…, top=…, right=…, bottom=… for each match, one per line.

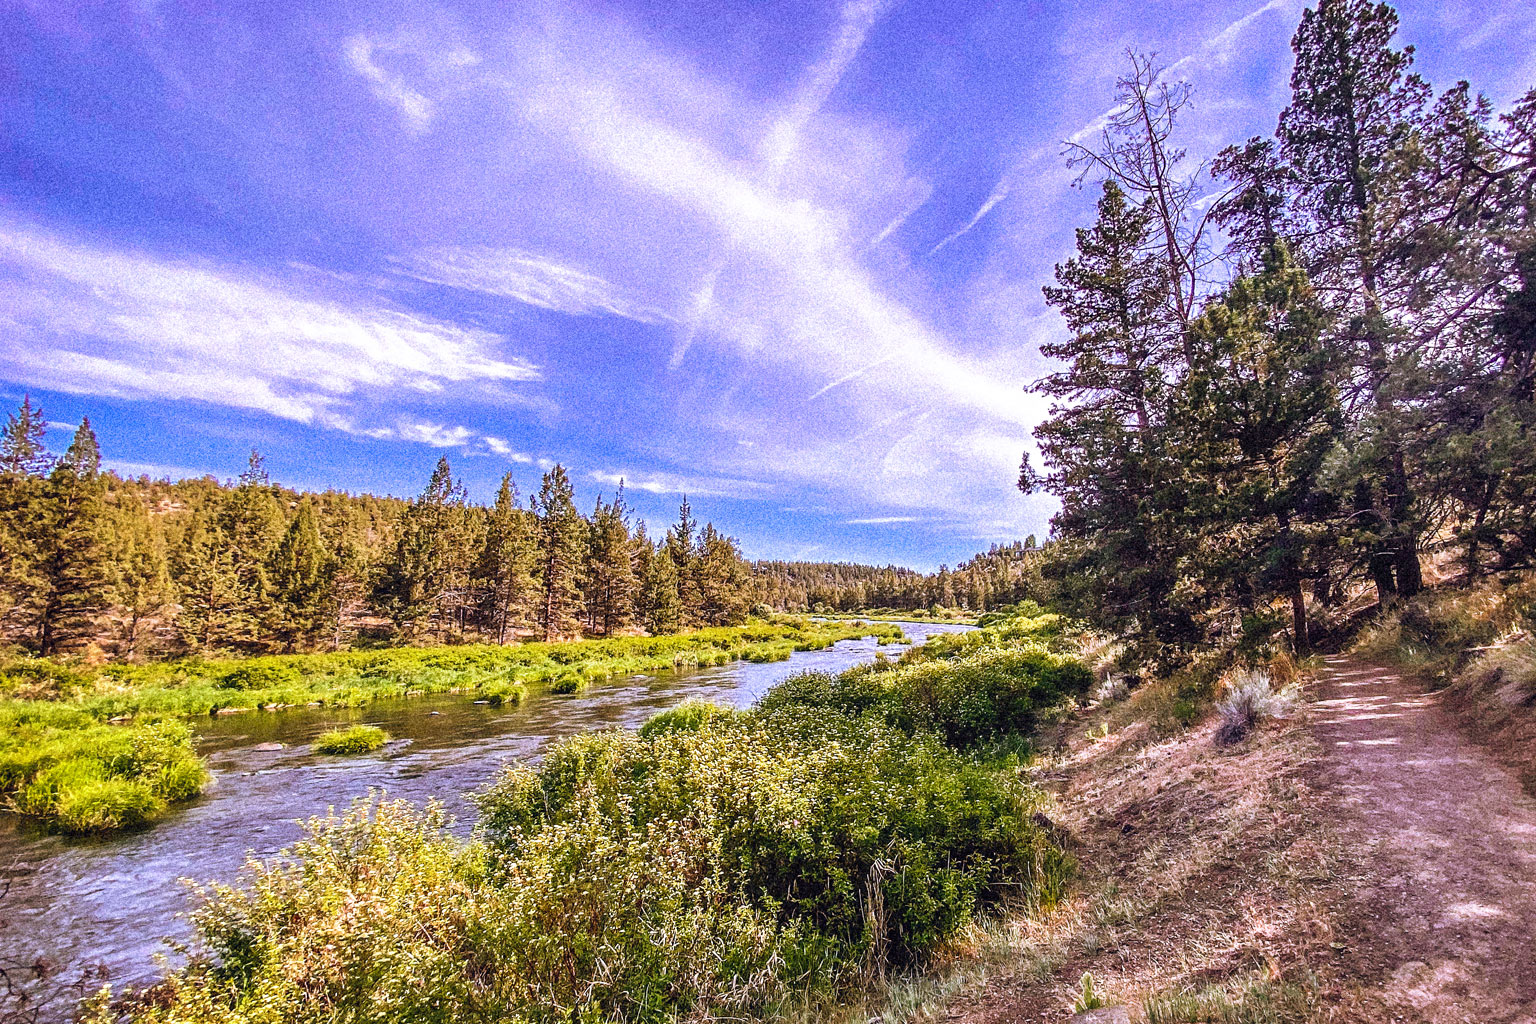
left=1023, top=0, right=1536, bottom=657
left=753, top=541, right=1048, bottom=614
left=0, top=401, right=752, bottom=657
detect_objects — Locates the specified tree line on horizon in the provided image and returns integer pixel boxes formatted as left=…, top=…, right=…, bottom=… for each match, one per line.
left=752, top=541, right=1048, bottom=614
left=0, top=401, right=755, bottom=658
left=1025, top=0, right=1536, bottom=657
left=0, top=400, right=1043, bottom=661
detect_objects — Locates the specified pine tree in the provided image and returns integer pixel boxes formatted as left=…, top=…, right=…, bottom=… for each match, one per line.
left=665, top=497, right=702, bottom=625
left=1175, top=244, right=1341, bottom=648
left=693, top=523, right=750, bottom=626
left=533, top=464, right=586, bottom=641
left=643, top=547, right=683, bottom=635
left=1278, top=0, right=1432, bottom=601
left=476, top=473, right=537, bottom=643
left=219, top=450, right=285, bottom=647
left=107, top=498, right=173, bottom=659
left=29, top=419, right=112, bottom=655
left=373, top=458, right=470, bottom=638
left=268, top=500, right=333, bottom=651
left=174, top=507, right=241, bottom=652
left=584, top=486, right=638, bottom=635
left=0, top=395, right=51, bottom=477
left=1024, top=180, right=1199, bottom=647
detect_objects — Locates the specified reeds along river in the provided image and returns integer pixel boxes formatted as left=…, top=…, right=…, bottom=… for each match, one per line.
left=0, top=621, right=971, bottom=997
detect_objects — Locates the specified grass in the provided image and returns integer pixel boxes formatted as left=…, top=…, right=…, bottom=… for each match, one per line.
left=0, top=708, right=206, bottom=834
left=1144, top=972, right=1317, bottom=1024
left=0, top=619, right=902, bottom=833
left=312, top=724, right=389, bottom=755
left=1214, top=668, right=1298, bottom=746
left=101, top=610, right=1087, bottom=1024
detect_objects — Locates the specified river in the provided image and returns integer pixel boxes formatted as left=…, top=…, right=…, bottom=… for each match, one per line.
left=0, top=621, right=969, bottom=997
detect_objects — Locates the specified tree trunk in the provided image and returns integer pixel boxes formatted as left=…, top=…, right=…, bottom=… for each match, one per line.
left=1290, top=579, right=1309, bottom=653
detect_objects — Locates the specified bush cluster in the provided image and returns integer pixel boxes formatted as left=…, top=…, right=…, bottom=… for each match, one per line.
left=760, top=611, right=1091, bottom=748
left=110, top=610, right=1086, bottom=1023
left=312, top=724, right=389, bottom=755
left=0, top=706, right=205, bottom=833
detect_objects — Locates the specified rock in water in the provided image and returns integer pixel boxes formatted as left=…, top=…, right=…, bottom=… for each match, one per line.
left=253, top=742, right=285, bottom=751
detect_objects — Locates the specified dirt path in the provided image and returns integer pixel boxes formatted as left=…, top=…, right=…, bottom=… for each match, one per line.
left=1314, top=656, right=1536, bottom=1023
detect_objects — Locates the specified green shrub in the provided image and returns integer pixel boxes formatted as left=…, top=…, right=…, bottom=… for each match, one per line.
left=217, top=663, right=302, bottom=691
left=0, top=716, right=206, bottom=833
left=480, top=681, right=526, bottom=707
left=637, top=699, right=734, bottom=737
left=313, top=725, right=388, bottom=755
left=110, top=610, right=1082, bottom=1023
left=758, top=611, right=1091, bottom=749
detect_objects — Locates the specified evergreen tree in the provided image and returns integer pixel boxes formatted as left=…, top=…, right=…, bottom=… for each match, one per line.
left=533, top=464, right=586, bottom=641
left=174, top=507, right=241, bottom=652
left=107, top=498, right=173, bottom=659
left=0, top=395, right=51, bottom=477
left=694, top=524, right=750, bottom=626
left=1174, top=244, right=1341, bottom=648
left=28, top=419, right=112, bottom=655
left=584, top=486, right=638, bottom=635
left=1023, top=180, right=1199, bottom=648
left=1278, top=0, right=1432, bottom=601
left=373, top=458, right=470, bottom=638
left=665, top=497, right=702, bottom=625
left=643, top=547, right=683, bottom=635
left=476, top=473, right=537, bottom=643
left=268, top=499, right=333, bottom=651
left=219, top=450, right=285, bottom=646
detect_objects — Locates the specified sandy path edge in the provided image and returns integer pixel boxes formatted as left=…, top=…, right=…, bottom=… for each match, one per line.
left=1313, top=656, right=1536, bottom=1024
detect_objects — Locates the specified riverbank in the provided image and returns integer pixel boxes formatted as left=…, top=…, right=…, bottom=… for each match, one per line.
left=82, top=609, right=1089, bottom=1024
left=0, top=619, right=902, bottom=833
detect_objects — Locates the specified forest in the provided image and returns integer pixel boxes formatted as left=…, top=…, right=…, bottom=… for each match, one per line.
left=1022, top=0, right=1536, bottom=659
left=0, top=407, right=767, bottom=658
left=0, top=402, right=1047, bottom=663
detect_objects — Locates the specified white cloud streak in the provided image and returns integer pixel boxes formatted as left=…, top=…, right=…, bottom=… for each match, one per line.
left=0, top=220, right=537, bottom=429
left=589, top=468, right=767, bottom=499
left=401, top=246, right=668, bottom=323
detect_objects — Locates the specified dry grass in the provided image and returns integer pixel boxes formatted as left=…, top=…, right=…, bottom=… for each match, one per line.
left=850, top=670, right=1352, bottom=1024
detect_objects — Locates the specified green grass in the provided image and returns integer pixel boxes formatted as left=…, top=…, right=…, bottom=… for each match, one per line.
left=111, top=609, right=1085, bottom=1024
left=0, top=708, right=206, bottom=834
left=313, top=724, right=389, bottom=755
left=0, top=620, right=902, bottom=833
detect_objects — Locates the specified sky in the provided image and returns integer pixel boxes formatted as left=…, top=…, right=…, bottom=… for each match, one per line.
left=1, top=0, right=1533, bottom=570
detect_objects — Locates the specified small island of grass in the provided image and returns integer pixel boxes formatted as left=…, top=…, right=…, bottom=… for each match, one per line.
left=313, top=724, right=389, bottom=755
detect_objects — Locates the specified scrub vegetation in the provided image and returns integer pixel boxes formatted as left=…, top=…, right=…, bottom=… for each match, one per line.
left=0, top=619, right=898, bottom=833
left=312, top=724, right=388, bottom=755
left=94, top=610, right=1091, bottom=1023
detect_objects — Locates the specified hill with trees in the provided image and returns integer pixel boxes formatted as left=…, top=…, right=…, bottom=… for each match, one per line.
left=1024, top=0, right=1536, bottom=660
left=0, top=405, right=753, bottom=658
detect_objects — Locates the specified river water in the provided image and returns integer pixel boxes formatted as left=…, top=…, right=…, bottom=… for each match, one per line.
left=0, top=622, right=969, bottom=994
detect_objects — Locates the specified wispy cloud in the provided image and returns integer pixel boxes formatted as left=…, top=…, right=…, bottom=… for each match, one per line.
left=395, top=420, right=475, bottom=448
left=401, top=245, right=667, bottom=323
left=589, top=468, right=768, bottom=499
left=0, top=219, right=537, bottom=429
left=482, top=435, right=534, bottom=463
left=761, top=0, right=890, bottom=175
left=931, top=0, right=1297, bottom=258
left=344, top=33, right=480, bottom=132
left=846, top=515, right=921, bottom=525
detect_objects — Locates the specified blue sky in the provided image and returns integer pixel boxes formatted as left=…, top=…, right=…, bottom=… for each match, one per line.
left=2, top=0, right=1532, bottom=569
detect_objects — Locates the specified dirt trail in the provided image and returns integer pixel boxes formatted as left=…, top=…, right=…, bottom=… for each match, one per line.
left=1314, top=656, right=1536, bottom=1023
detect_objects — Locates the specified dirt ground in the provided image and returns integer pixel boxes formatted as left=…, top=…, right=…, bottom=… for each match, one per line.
left=930, top=657, right=1536, bottom=1024
left=1313, top=657, right=1536, bottom=1024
